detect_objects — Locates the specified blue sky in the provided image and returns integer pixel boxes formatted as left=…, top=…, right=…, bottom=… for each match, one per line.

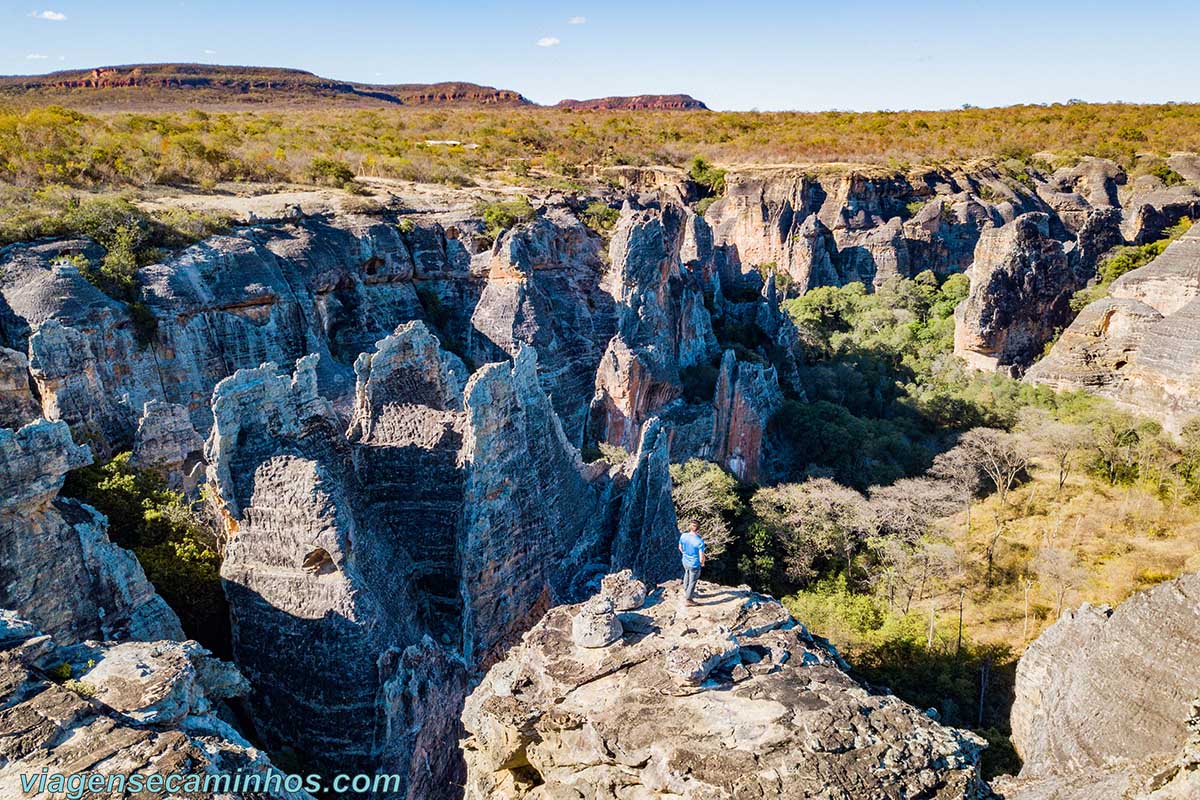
left=3, top=0, right=1198, bottom=111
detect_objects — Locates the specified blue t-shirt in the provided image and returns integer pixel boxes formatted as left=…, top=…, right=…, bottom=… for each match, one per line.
left=679, top=530, right=705, bottom=569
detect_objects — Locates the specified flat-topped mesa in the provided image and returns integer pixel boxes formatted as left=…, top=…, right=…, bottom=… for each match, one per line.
left=461, top=577, right=989, bottom=800
left=1026, top=222, right=1200, bottom=432
left=0, top=420, right=183, bottom=644
left=0, top=614, right=305, bottom=800
left=554, top=94, right=708, bottom=111
left=953, top=212, right=1078, bottom=374
left=997, top=573, right=1200, bottom=800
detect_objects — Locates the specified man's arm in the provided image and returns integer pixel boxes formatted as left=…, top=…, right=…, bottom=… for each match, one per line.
left=699, top=540, right=706, bottom=567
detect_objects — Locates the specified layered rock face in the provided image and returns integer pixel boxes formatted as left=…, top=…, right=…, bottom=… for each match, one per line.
left=953, top=213, right=1078, bottom=373
left=1026, top=222, right=1200, bottom=431
left=997, top=573, right=1200, bottom=800
left=0, top=419, right=183, bottom=644
left=0, top=613, right=307, bottom=800
left=705, top=163, right=1040, bottom=294
left=0, top=215, right=472, bottom=452
left=209, top=321, right=680, bottom=795
left=468, top=209, right=616, bottom=445
left=461, top=576, right=990, bottom=799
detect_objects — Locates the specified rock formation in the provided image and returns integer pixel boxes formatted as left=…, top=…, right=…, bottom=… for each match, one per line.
left=0, top=346, right=38, bottom=429
left=555, top=94, right=708, bottom=111
left=1026, top=222, right=1200, bottom=431
left=0, top=612, right=307, bottom=800
left=954, top=213, right=1077, bottom=373
left=0, top=419, right=183, bottom=644
left=711, top=348, right=784, bottom=482
left=996, top=573, right=1200, bottom=800
left=208, top=318, right=680, bottom=795
left=130, top=399, right=205, bottom=489
left=461, top=576, right=990, bottom=799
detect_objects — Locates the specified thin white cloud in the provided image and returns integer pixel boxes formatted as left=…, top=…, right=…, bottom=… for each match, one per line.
left=26, top=53, right=48, bottom=59
left=203, top=49, right=217, bottom=55
left=29, top=9, right=67, bottom=21
left=536, top=36, right=561, bottom=47
left=568, top=15, right=587, bottom=24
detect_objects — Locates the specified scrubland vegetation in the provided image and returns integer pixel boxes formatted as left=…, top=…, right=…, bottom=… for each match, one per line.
left=671, top=254, right=1200, bottom=775
left=2, top=102, right=1199, bottom=196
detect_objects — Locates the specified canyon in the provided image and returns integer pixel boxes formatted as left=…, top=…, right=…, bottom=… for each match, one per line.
left=2, top=148, right=1200, bottom=798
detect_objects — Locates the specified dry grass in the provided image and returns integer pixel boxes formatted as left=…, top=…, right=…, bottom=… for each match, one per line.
left=931, top=465, right=1200, bottom=652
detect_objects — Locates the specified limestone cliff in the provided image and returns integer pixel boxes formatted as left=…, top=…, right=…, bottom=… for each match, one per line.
left=461, top=574, right=991, bottom=799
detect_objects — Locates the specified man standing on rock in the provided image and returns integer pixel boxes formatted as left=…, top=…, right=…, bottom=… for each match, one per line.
left=678, top=520, right=706, bottom=605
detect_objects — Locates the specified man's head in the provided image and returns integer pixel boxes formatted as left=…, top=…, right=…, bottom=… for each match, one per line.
left=688, top=519, right=700, bottom=533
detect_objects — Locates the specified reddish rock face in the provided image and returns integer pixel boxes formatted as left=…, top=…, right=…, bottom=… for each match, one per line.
left=555, top=94, right=708, bottom=111
left=0, top=64, right=532, bottom=106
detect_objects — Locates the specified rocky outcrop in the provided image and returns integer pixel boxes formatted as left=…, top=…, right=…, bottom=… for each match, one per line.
left=210, top=323, right=681, bottom=795
left=130, top=400, right=205, bottom=489
left=0, top=346, right=38, bottom=429
left=711, top=349, right=784, bottom=482
left=468, top=209, right=616, bottom=444
left=0, top=420, right=183, bottom=644
left=588, top=201, right=718, bottom=451
left=954, top=213, right=1077, bottom=373
left=461, top=578, right=990, bottom=799
left=554, top=94, right=708, bottom=111
left=0, top=613, right=306, bottom=800
left=997, top=573, right=1200, bottom=800
left=705, top=163, right=1043, bottom=294
left=1026, top=222, right=1200, bottom=431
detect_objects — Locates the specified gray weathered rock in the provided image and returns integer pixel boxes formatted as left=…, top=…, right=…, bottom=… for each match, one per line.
left=711, top=348, right=784, bottom=482
left=461, top=581, right=990, bottom=799
left=0, top=346, right=38, bottom=429
left=599, top=569, right=647, bottom=611
left=570, top=596, right=623, bottom=648
left=0, top=420, right=183, bottom=644
left=1026, top=222, right=1200, bottom=431
left=954, top=213, right=1077, bottom=373
left=0, top=615, right=306, bottom=800
left=130, top=399, right=205, bottom=488
left=998, top=573, right=1200, bottom=800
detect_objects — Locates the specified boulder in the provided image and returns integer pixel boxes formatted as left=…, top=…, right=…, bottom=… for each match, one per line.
left=599, top=569, right=647, bottom=611
left=570, top=597, right=623, bottom=648
left=998, top=573, right=1200, bottom=800
left=0, top=615, right=305, bottom=800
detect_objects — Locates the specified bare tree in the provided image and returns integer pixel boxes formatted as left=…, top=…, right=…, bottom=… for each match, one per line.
left=930, top=445, right=984, bottom=530
left=1017, top=408, right=1089, bottom=494
left=1034, top=546, right=1085, bottom=618
left=958, top=428, right=1030, bottom=505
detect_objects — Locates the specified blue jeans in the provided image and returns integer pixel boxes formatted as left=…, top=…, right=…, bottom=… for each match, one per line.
left=683, top=564, right=701, bottom=600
